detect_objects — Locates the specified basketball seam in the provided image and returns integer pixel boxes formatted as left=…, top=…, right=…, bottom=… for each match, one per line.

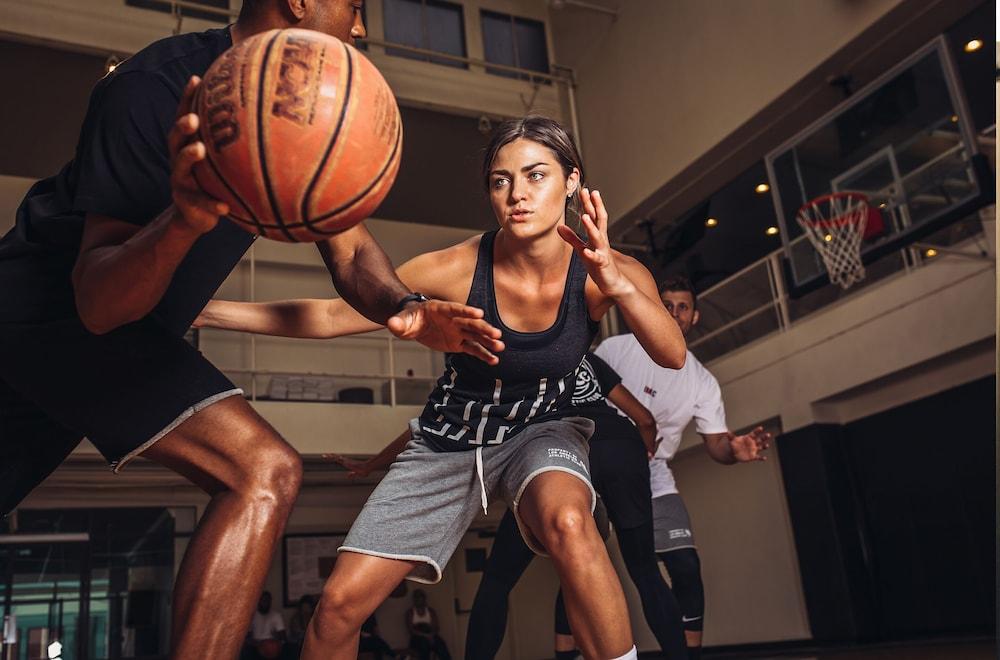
left=307, top=114, right=401, bottom=231
left=256, top=31, right=295, bottom=241
left=300, top=41, right=354, bottom=234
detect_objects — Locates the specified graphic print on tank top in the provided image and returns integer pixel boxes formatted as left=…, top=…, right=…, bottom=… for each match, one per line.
left=572, top=357, right=603, bottom=405
left=419, top=231, right=599, bottom=450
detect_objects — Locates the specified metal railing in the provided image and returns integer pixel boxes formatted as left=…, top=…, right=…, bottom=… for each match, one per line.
left=226, top=335, right=439, bottom=407
left=156, top=1, right=574, bottom=86
left=204, top=244, right=441, bottom=407
left=686, top=213, right=992, bottom=363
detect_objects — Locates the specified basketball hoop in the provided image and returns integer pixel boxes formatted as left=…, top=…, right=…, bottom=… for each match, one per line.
left=796, top=192, right=869, bottom=289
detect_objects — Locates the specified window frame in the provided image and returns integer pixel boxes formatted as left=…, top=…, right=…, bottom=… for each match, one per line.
left=383, top=0, right=468, bottom=69
left=479, top=8, right=551, bottom=81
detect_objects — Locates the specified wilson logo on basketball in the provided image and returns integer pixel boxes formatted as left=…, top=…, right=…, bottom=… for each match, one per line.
left=192, top=28, right=403, bottom=242
left=202, top=47, right=241, bottom=151
left=272, top=34, right=318, bottom=126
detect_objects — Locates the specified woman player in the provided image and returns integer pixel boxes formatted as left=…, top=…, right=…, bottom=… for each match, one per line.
left=197, top=116, right=685, bottom=660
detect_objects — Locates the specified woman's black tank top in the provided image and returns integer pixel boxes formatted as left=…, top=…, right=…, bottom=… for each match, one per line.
left=418, top=230, right=599, bottom=451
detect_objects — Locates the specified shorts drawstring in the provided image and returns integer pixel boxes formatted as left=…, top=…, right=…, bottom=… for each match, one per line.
left=475, top=445, right=488, bottom=515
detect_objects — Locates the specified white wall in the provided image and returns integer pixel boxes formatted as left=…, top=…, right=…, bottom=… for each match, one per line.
left=548, top=0, right=911, bottom=221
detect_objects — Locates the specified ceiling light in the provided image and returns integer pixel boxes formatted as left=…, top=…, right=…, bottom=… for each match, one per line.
left=765, top=226, right=779, bottom=236
left=964, top=39, right=983, bottom=53
left=925, top=248, right=938, bottom=257
left=950, top=115, right=959, bottom=123
left=705, top=217, right=719, bottom=228
left=824, top=234, right=833, bottom=242
left=755, top=183, right=770, bottom=194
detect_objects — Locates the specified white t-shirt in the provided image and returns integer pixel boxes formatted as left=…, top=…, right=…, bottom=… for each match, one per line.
left=250, top=610, right=285, bottom=641
left=595, top=334, right=728, bottom=498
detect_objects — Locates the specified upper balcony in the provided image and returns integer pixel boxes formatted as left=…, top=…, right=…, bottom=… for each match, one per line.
left=0, top=0, right=571, bottom=123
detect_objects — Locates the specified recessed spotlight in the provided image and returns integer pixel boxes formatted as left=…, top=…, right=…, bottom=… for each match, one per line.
left=964, top=39, right=983, bottom=53
left=765, top=226, right=779, bottom=236
left=925, top=248, right=938, bottom=257
left=755, top=183, right=770, bottom=194
left=950, top=115, right=959, bottom=123
left=705, top=217, right=719, bottom=228
left=824, top=234, right=833, bottom=242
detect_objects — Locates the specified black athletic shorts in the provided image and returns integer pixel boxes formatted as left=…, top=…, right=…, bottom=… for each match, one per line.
left=587, top=411, right=652, bottom=530
left=0, top=316, right=241, bottom=515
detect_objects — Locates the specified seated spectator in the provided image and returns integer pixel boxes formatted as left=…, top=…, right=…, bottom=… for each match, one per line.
left=406, top=590, right=450, bottom=660
left=247, top=591, right=285, bottom=659
left=360, top=612, right=398, bottom=659
left=286, top=594, right=316, bottom=655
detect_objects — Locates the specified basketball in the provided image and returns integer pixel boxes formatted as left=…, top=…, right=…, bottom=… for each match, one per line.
left=193, top=28, right=402, bottom=242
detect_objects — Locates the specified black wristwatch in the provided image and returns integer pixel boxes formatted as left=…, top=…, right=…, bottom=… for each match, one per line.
left=395, top=292, right=430, bottom=313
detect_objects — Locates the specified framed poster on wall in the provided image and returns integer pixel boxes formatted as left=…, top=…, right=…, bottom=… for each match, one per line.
left=282, top=533, right=347, bottom=607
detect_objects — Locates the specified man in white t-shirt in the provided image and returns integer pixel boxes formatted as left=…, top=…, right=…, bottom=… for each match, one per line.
left=595, top=275, right=769, bottom=660
left=248, top=590, right=286, bottom=658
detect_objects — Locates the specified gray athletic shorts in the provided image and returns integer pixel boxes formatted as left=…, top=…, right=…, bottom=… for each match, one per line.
left=340, top=416, right=596, bottom=583
left=652, top=493, right=697, bottom=553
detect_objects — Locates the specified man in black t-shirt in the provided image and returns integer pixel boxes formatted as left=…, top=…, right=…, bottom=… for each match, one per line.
left=0, top=2, right=498, bottom=657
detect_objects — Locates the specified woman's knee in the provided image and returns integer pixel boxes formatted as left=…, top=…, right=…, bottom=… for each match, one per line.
left=312, top=580, right=370, bottom=638
left=539, top=503, right=596, bottom=555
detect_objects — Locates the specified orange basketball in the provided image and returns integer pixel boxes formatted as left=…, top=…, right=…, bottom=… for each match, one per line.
left=193, top=28, right=402, bottom=242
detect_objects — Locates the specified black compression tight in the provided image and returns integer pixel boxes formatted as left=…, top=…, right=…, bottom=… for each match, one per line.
left=464, top=511, right=535, bottom=660
left=659, top=548, right=705, bottom=634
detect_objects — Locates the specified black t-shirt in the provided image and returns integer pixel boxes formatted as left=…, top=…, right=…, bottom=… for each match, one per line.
left=571, top=352, right=623, bottom=415
left=0, top=27, right=255, bottom=336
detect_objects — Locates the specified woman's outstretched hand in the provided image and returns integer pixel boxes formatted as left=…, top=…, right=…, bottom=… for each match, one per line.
left=557, top=188, right=634, bottom=300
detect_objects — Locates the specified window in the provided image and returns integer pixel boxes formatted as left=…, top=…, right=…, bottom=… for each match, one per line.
left=126, top=0, right=231, bottom=23
left=480, top=10, right=549, bottom=80
left=383, top=0, right=467, bottom=69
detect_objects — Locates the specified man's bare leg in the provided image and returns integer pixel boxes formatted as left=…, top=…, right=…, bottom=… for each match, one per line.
left=302, top=552, right=416, bottom=660
left=519, top=471, right=633, bottom=659
left=141, top=396, right=303, bottom=659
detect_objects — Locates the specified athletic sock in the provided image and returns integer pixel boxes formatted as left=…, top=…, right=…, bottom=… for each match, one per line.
left=555, top=651, right=580, bottom=660
left=687, top=646, right=702, bottom=660
left=608, top=645, right=638, bottom=660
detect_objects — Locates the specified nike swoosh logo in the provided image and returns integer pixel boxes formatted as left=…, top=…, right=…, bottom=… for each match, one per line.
left=682, top=616, right=702, bottom=622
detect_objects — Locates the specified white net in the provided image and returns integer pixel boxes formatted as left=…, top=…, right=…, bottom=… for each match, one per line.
left=796, top=193, right=869, bottom=289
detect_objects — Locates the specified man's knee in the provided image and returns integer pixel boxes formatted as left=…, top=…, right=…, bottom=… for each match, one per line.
left=206, top=421, right=303, bottom=510
left=251, top=439, right=303, bottom=505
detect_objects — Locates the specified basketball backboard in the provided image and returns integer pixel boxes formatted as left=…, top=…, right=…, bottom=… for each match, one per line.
left=766, top=36, right=992, bottom=294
